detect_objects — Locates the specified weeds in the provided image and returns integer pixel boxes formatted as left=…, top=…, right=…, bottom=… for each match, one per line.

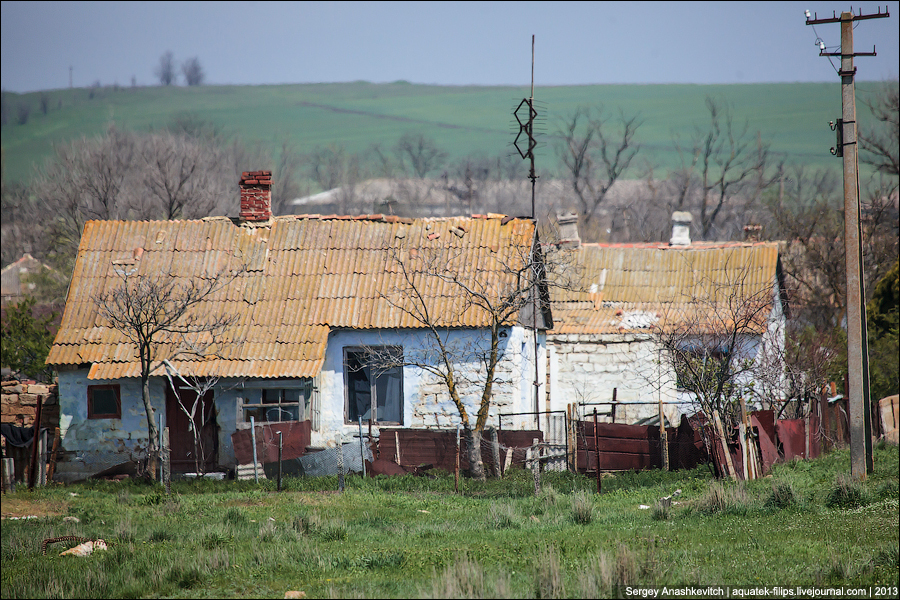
left=825, top=474, right=869, bottom=509
left=764, top=480, right=799, bottom=509
left=426, top=554, right=510, bottom=599
left=533, top=546, right=565, bottom=599
left=488, top=501, right=520, bottom=529
left=571, top=491, right=594, bottom=525
left=693, top=481, right=751, bottom=515
left=1, top=445, right=897, bottom=598
left=651, top=501, right=670, bottom=521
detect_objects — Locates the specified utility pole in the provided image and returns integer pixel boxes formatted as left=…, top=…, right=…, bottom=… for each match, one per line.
left=806, top=7, right=889, bottom=480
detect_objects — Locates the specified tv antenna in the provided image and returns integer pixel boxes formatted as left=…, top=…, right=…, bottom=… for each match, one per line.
left=513, top=35, right=539, bottom=219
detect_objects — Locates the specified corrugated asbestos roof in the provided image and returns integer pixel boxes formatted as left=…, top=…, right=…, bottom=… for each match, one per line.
left=548, top=242, right=781, bottom=335
left=47, top=215, right=536, bottom=379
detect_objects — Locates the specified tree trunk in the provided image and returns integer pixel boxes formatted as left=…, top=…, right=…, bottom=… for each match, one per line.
left=143, top=375, right=159, bottom=481
left=466, top=428, right=486, bottom=481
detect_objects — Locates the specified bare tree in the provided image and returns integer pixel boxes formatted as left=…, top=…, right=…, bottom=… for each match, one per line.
left=765, top=167, right=898, bottom=330
left=16, top=102, right=30, bottom=125
left=674, top=97, right=779, bottom=240
left=860, top=79, right=899, bottom=176
left=36, top=125, right=136, bottom=258
left=161, top=364, right=220, bottom=475
left=307, top=144, right=363, bottom=213
left=181, top=57, right=204, bottom=87
left=135, top=131, right=226, bottom=220
left=555, top=106, right=641, bottom=230
left=95, top=266, right=243, bottom=479
left=653, top=252, right=783, bottom=432
left=370, top=226, right=559, bottom=480
left=395, top=132, right=447, bottom=178
left=155, top=51, right=177, bottom=86
left=271, top=140, right=305, bottom=215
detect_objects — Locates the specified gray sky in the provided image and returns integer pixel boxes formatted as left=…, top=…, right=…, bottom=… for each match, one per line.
left=2, top=1, right=898, bottom=93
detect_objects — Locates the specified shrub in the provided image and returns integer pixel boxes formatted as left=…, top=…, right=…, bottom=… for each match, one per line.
left=425, top=554, right=510, bottom=599
left=533, top=546, right=564, bottom=599
left=765, top=480, right=799, bottom=509
left=488, top=502, right=520, bottom=529
left=825, top=474, right=869, bottom=509
left=651, top=501, right=670, bottom=521
left=694, top=481, right=751, bottom=515
left=571, top=491, right=594, bottom=525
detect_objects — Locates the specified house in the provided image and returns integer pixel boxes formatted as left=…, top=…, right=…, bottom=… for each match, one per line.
left=46, top=171, right=551, bottom=481
left=545, top=212, right=787, bottom=425
left=1, top=253, right=53, bottom=307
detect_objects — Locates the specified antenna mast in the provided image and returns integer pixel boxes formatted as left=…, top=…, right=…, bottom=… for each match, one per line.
left=514, top=35, right=544, bottom=430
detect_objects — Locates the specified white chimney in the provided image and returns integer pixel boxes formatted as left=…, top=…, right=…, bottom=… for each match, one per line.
left=670, top=212, right=692, bottom=246
left=557, top=211, right=581, bottom=249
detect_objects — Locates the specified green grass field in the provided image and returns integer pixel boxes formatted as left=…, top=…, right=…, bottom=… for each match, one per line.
left=2, top=443, right=897, bottom=598
left=4, top=80, right=884, bottom=187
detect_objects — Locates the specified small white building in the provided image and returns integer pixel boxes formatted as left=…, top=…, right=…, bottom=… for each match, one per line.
left=546, top=212, right=787, bottom=425
left=46, top=171, right=550, bottom=481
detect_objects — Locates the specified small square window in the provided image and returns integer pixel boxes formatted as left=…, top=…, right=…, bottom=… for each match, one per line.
left=240, top=386, right=309, bottom=424
left=88, top=384, right=121, bottom=419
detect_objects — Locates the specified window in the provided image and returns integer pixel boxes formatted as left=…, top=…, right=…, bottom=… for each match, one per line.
left=344, top=347, right=403, bottom=425
left=239, top=381, right=315, bottom=424
left=88, top=384, right=121, bottom=419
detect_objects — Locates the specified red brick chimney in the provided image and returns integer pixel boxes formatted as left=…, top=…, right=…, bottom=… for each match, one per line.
left=239, top=170, right=272, bottom=222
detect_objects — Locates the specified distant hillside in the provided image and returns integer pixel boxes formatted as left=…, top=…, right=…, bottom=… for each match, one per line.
left=0, top=80, right=880, bottom=187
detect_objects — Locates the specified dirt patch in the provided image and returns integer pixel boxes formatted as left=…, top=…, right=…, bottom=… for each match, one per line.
left=0, top=497, right=69, bottom=519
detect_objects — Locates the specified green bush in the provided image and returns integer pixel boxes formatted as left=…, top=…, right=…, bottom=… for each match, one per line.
left=825, top=474, right=869, bottom=509
left=765, top=480, right=799, bottom=509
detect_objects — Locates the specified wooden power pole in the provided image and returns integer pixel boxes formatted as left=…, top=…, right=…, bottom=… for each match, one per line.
left=806, top=7, right=890, bottom=479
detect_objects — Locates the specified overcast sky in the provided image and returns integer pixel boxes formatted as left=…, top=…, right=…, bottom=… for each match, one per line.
left=2, top=1, right=898, bottom=93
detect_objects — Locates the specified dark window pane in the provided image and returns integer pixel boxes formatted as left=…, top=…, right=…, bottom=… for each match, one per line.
left=88, top=385, right=120, bottom=418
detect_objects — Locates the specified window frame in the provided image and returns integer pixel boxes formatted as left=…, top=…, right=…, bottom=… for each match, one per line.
left=236, top=380, right=316, bottom=427
left=343, top=346, right=403, bottom=426
left=87, top=384, right=121, bottom=419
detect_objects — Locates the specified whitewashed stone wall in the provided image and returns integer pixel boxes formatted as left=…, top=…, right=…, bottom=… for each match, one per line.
left=548, top=333, right=681, bottom=424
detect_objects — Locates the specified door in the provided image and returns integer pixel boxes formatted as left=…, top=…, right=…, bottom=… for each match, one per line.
left=165, top=383, right=218, bottom=473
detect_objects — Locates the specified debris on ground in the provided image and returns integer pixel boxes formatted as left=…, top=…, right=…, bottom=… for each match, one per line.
left=60, top=539, right=107, bottom=557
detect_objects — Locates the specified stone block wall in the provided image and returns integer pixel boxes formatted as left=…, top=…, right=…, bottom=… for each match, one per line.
left=1, top=379, right=59, bottom=430
left=548, top=333, right=681, bottom=424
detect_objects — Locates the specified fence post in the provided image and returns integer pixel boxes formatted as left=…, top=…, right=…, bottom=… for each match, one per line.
left=47, top=427, right=61, bottom=483
left=276, top=431, right=283, bottom=492
left=593, top=408, right=601, bottom=494
left=490, top=427, right=502, bottom=478
left=158, top=414, right=164, bottom=483
left=455, top=425, right=460, bottom=493
left=358, top=417, right=366, bottom=478
left=28, top=395, right=43, bottom=490
left=38, top=429, right=48, bottom=486
left=659, top=393, right=669, bottom=471
left=250, top=416, right=259, bottom=484
left=531, top=438, right=540, bottom=496
left=611, top=387, right=618, bottom=424
left=162, top=427, right=171, bottom=495
left=336, top=434, right=345, bottom=492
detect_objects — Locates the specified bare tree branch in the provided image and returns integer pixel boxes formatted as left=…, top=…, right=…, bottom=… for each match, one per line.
left=94, top=264, right=244, bottom=479
left=555, top=106, right=641, bottom=226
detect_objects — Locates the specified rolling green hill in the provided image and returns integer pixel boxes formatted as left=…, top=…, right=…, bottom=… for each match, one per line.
left=0, top=80, right=883, bottom=187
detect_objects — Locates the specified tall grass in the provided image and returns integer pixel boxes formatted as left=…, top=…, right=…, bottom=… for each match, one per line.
left=1, top=445, right=897, bottom=598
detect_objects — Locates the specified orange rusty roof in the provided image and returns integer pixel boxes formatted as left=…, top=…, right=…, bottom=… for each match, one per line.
left=549, top=241, right=781, bottom=335
left=47, top=214, right=536, bottom=379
